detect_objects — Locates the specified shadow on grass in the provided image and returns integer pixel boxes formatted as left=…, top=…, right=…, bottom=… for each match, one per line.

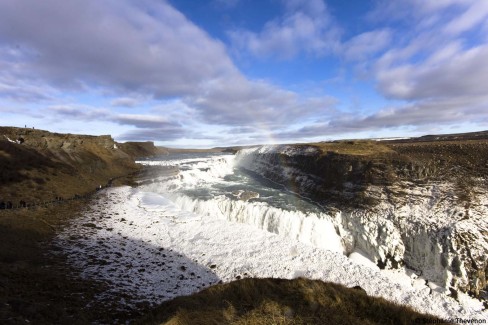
left=0, top=140, right=62, bottom=186
left=138, top=277, right=452, bottom=325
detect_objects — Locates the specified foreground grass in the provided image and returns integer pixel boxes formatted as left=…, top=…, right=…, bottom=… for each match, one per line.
left=138, top=277, right=449, bottom=325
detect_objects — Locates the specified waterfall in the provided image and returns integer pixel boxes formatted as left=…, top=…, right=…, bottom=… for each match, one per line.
left=167, top=193, right=345, bottom=254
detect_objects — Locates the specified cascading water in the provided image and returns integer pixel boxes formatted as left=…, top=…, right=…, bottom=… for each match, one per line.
left=137, top=147, right=488, bottom=299
left=137, top=151, right=346, bottom=254
left=53, top=149, right=487, bottom=319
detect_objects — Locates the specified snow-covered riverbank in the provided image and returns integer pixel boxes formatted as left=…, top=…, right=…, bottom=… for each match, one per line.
left=235, top=145, right=488, bottom=299
left=55, top=186, right=487, bottom=320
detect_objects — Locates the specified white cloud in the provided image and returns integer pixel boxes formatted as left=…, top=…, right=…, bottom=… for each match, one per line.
left=343, top=29, right=392, bottom=61
left=271, top=96, right=488, bottom=140
left=374, top=34, right=488, bottom=101
left=111, top=97, right=146, bottom=108
left=317, top=0, right=488, bottom=141
left=228, top=0, right=340, bottom=59
left=1, top=0, right=486, bottom=145
left=187, top=74, right=337, bottom=125
left=0, top=0, right=238, bottom=96
left=368, top=0, right=488, bottom=37
left=367, top=0, right=468, bottom=22
left=47, top=105, right=111, bottom=121
left=0, top=77, right=54, bottom=102
left=0, top=0, right=340, bottom=136
left=443, top=1, right=488, bottom=35
left=423, top=41, right=463, bottom=66
left=114, top=114, right=177, bottom=129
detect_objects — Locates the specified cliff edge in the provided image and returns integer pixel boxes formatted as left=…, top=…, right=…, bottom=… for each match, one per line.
left=236, top=132, right=488, bottom=302
left=0, top=126, right=158, bottom=205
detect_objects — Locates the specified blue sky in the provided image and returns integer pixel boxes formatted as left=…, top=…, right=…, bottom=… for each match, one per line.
left=1, top=0, right=487, bottom=147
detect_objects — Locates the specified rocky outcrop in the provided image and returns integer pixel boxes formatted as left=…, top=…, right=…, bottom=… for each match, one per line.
left=235, top=139, right=488, bottom=301
left=118, top=141, right=168, bottom=159
left=0, top=126, right=151, bottom=204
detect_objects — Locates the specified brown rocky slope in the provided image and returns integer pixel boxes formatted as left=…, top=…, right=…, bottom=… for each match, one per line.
left=0, top=126, right=166, bottom=323
left=0, top=126, right=165, bottom=206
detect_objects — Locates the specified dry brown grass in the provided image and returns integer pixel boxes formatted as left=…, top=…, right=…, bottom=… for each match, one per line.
left=138, top=278, right=450, bottom=325
left=309, top=141, right=394, bottom=156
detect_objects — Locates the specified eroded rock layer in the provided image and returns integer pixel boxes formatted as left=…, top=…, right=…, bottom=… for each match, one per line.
left=0, top=126, right=163, bottom=204
left=235, top=137, right=488, bottom=300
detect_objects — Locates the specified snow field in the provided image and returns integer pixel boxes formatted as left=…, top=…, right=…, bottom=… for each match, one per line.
left=55, top=186, right=487, bottom=320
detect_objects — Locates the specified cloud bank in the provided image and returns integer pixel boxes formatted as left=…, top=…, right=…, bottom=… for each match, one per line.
left=0, top=0, right=338, bottom=144
left=0, top=0, right=486, bottom=146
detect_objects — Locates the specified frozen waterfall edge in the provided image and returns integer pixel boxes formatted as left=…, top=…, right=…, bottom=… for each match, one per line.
left=234, top=145, right=488, bottom=300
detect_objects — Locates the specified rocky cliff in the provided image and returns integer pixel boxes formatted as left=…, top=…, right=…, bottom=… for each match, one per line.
left=236, top=135, right=488, bottom=302
left=0, top=127, right=155, bottom=205
left=118, top=141, right=168, bottom=159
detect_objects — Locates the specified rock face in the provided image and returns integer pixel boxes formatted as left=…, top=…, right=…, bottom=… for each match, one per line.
left=232, top=190, right=260, bottom=201
left=118, top=141, right=168, bottom=159
left=0, top=126, right=152, bottom=204
left=235, top=138, right=488, bottom=300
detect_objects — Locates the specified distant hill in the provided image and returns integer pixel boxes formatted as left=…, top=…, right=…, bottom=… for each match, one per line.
left=414, top=130, right=488, bottom=142
left=368, top=129, right=488, bottom=144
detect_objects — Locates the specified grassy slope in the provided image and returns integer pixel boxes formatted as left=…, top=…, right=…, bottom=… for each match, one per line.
left=310, top=140, right=394, bottom=156
left=138, top=278, right=449, bottom=325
